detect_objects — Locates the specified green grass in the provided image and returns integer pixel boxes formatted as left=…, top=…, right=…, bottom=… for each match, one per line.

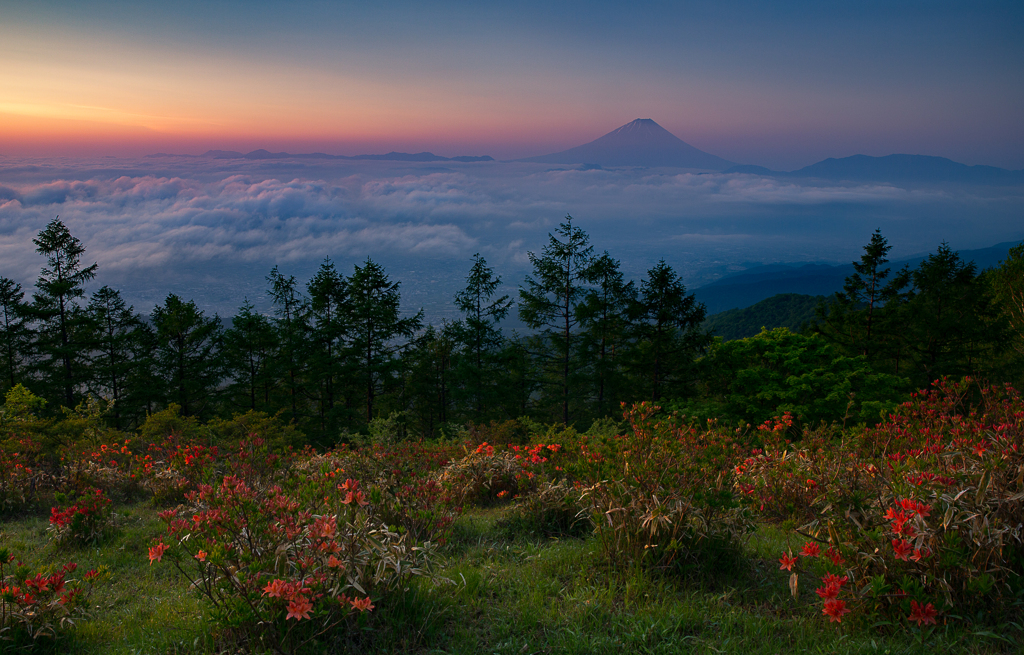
left=2, top=505, right=1021, bottom=654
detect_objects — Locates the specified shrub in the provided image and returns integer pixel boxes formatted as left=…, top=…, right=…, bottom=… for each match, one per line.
left=768, top=379, right=1024, bottom=626
left=152, top=463, right=431, bottom=653
left=575, top=402, right=749, bottom=571
left=48, top=488, right=113, bottom=546
left=497, top=480, right=590, bottom=539
left=0, top=546, right=101, bottom=641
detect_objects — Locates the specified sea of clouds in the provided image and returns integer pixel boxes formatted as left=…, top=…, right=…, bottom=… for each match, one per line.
left=1, top=157, right=1021, bottom=322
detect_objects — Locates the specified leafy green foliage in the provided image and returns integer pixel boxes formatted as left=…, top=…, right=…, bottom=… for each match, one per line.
left=675, top=327, right=910, bottom=427
left=704, top=293, right=827, bottom=341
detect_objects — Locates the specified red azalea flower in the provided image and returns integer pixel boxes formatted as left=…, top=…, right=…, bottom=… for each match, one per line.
left=800, top=542, right=821, bottom=558
left=908, top=600, right=938, bottom=626
left=892, top=539, right=913, bottom=561
left=816, top=583, right=840, bottom=600
left=779, top=552, right=798, bottom=571
left=825, top=546, right=845, bottom=566
left=822, top=598, right=850, bottom=623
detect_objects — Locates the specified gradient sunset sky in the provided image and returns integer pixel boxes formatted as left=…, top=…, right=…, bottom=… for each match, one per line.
left=2, top=1, right=1022, bottom=169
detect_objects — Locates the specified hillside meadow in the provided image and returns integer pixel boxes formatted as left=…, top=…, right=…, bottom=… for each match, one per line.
left=2, top=378, right=1023, bottom=654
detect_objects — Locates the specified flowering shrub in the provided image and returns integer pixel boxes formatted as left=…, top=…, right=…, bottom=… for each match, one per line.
left=497, top=480, right=589, bottom=538
left=575, top=402, right=749, bottom=570
left=0, top=547, right=101, bottom=641
left=764, top=379, right=1024, bottom=626
left=48, top=488, right=113, bottom=545
left=152, top=465, right=431, bottom=653
left=0, top=436, right=48, bottom=515
left=65, top=437, right=153, bottom=502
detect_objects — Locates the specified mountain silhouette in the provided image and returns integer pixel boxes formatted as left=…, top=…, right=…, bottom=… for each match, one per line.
left=147, top=150, right=494, bottom=162
left=520, top=118, right=734, bottom=170
left=724, top=154, right=1024, bottom=185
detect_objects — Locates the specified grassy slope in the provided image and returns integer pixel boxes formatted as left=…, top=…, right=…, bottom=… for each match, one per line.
left=2, top=505, right=1019, bottom=654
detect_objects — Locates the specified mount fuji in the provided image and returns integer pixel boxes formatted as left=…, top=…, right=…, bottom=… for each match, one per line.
left=520, top=118, right=734, bottom=170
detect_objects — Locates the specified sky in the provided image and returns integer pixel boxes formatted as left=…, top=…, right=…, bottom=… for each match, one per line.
left=2, top=1, right=1023, bottom=170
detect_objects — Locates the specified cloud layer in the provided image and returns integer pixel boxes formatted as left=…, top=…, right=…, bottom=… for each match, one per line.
left=1, top=157, right=1021, bottom=318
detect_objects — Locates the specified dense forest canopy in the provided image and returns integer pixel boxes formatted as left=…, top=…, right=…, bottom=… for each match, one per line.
left=1, top=217, right=1021, bottom=442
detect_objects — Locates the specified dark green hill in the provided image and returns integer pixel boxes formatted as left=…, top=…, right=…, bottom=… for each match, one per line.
left=704, top=293, right=827, bottom=341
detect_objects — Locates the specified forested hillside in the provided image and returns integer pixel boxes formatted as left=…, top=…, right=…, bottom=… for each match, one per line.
left=3, top=219, right=1024, bottom=653
left=703, top=293, right=827, bottom=341
left=1, top=219, right=1022, bottom=442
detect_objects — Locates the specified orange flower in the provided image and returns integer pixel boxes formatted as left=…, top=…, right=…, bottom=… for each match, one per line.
left=778, top=552, right=797, bottom=571
left=148, top=542, right=169, bottom=565
left=195, top=550, right=207, bottom=562
left=263, top=579, right=288, bottom=598
left=350, top=596, right=374, bottom=612
left=286, top=596, right=313, bottom=621
left=327, top=555, right=344, bottom=569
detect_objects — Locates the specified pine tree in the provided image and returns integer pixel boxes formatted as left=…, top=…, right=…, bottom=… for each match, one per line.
left=405, top=321, right=459, bottom=436
left=989, top=243, right=1024, bottom=379
left=267, top=266, right=309, bottom=423
left=307, top=259, right=350, bottom=434
left=346, top=259, right=422, bottom=424
left=627, top=259, right=709, bottom=402
left=222, top=299, right=276, bottom=413
left=85, top=286, right=148, bottom=427
left=31, top=217, right=98, bottom=408
left=577, top=252, right=634, bottom=417
left=0, top=277, right=34, bottom=394
left=904, top=243, right=997, bottom=383
left=151, top=294, right=223, bottom=418
left=518, top=215, right=595, bottom=424
left=453, top=254, right=511, bottom=416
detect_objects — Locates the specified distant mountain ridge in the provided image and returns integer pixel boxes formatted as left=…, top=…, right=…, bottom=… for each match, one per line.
left=147, top=150, right=494, bottom=163
left=519, top=118, right=734, bottom=170
left=725, top=154, right=1024, bottom=185
left=693, top=240, right=1023, bottom=314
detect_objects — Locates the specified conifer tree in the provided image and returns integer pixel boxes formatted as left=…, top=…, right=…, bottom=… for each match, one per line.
left=577, top=251, right=634, bottom=416
left=85, top=286, right=148, bottom=427
left=0, top=277, right=33, bottom=394
left=819, top=229, right=911, bottom=363
left=453, top=254, right=511, bottom=416
left=347, top=258, right=422, bottom=423
left=627, top=259, right=709, bottom=402
left=904, top=243, right=998, bottom=383
left=152, top=294, right=223, bottom=418
left=405, top=321, right=459, bottom=436
left=267, top=266, right=309, bottom=423
left=990, top=243, right=1024, bottom=378
left=31, top=217, right=97, bottom=408
left=222, top=299, right=276, bottom=413
left=307, top=258, right=350, bottom=434
left=519, top=215, right=595, bottom=424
